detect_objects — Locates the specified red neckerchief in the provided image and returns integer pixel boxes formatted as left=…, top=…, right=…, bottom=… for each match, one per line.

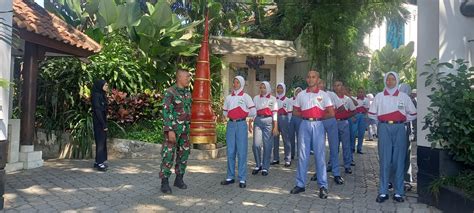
left=383, top=89, right=399, bottom=96
left=306, top=87, right=319, bottom=93
left=232, top=90, right=244, bottom=96
left=260, top=94, right=270, bottom=98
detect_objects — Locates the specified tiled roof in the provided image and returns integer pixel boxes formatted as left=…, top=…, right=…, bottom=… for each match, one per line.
left=12, top=0, right=101, bottom=55
left=210, top=36, right=297, bottom=57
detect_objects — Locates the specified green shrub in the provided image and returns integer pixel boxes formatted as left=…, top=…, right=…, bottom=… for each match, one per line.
left=430, top=171, right=474, bottom=200
left=422, top=59, right=474, bottom=166
left=110, top=120, right=227, bottom=145
left=216, top=122, right=227, bottom=145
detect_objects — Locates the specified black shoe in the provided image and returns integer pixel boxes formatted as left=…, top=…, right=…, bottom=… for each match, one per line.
left=290, top=186, right=305, bottom=194
left=161, top=178, right=172, bottom=194
left=239, top=182, right=247, bottom=188
left=220, top=179, right=235, bottom=185
left=310, top=151, right=314, bottom=155
left=345, top=168, right=352, bottom=174
left=262, top=170, right=269, bottom=176
left=376, top=194, right=388, bottom=203
left=350, top=161, right=356, bottom=166
left=270, top=161, right=280, bottom=165
left=174, top=174, right=187, bottom=189
left=96, top=163, right=107, bottom=172
left=357, top=151, right=364, bottom=154
left=327, top=167, right=332, bottom=173
left=388, top=182, right=393, bottom=190
left=393, top=194, right=405, bottom=202
left=291, top=156, right=295, bottom=160
left=310, top=173, right=317, bottom=181
left=252, top=167, right=262, bottom=175
left=319, top=187, right=328, bottom=199
left=284, top=162, right=291, bottom=167
left=334, top=176, right=344, bottom=185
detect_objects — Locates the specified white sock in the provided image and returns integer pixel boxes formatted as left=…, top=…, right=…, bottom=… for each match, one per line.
left=226, top=178, right=232, bottom=181
left=240, top=180, right=245, bottom=183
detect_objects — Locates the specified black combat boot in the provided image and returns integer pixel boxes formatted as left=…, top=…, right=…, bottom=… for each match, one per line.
left=174, top=174, right=188, bottom=189
left=161, top=178, right=172, bottom=194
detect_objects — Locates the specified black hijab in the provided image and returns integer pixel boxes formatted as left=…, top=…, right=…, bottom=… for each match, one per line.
left=92, top=80, right=107, bottom=108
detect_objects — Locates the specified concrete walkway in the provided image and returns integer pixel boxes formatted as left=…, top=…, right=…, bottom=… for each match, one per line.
left=3, top=139, right=440, bottom=212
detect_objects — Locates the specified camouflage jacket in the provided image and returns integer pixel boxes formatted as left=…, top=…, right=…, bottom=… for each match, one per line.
left=162, top=84, right=192, bottom=134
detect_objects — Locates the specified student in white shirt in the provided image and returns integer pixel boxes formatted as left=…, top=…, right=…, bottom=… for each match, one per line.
left=220, top=76, right=256, bottom=188
left=288, top=87, right=303, bottom=160
left=289, top=70, right=334, bottom=199
left=252, top=81, right=279, bottom=176
left=366, top=93, right=377, bottom=141
left=311, top=80, right=344, bottom=185
left=333, top=81, right=357, bottom=176
left=369, top=72, right=416, bottom=203
left=354, top=87, right=370, bottom=154
left=273, top=83, right=292, bottom=167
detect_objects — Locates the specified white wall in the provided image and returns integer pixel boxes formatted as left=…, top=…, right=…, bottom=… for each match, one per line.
left=439, top=0, right=474, bottom=64
left=416, top=0, right=474, bottom=148
left=0, top=0, right=13, bottom=141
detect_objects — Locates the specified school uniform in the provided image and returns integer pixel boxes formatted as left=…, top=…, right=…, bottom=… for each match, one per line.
left=369, top=72, right=416, bottom=201
left=366, top=94, right=377, bottom=140
left=273, top=83, right=292, bottom=165
left=333, top=93, right=356, bottom=172
left=288, top=88, right=303, bottom=159
left=252, top=81, right=278, bottom=174
left=323, top=91, right=342, bottom=176
left=354, top=95, right=370, bottom=153
left=292, top=88, right=333, bottom=191
left=222, top=76, right=256, bottom=186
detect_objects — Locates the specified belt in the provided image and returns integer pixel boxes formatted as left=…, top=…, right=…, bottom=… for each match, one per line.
left=302, top=117, right=322, bottom=121
left=336, top=118, right=349, bottom=121
left=229, top=118, right=245, bottom=122
left=380, top=120, right=404, bottom=124
left=278, top=114, right=289, bottom=116
left=257, top=115, right=272, bottom=118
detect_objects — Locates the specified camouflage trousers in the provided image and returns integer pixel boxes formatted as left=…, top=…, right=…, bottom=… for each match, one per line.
left=159, top=130, right=191, bottom=178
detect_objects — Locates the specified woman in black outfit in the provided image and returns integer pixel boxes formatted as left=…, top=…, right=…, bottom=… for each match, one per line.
left=91, top=80, right=109, bottom=171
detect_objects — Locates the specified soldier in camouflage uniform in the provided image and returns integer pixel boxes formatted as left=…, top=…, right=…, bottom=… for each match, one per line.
left=160, top=69, right=192, bottom=194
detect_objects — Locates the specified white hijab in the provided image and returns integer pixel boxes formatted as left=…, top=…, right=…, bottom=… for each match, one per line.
left=293, top=87, right=302, bottom=99
left=261, top=81, right=272, bottom=97
left=384, top=71, right=400, bottom=95
left=232, top=76, right=245, bottom=95
left=277, top=82, right=286, bottom=99
left=399, top=83, right=411, bottom=95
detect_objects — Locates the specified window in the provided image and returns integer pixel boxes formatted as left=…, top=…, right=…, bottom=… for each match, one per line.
left=256, top=68, right=271, bottom=81
left=233, top=67, right=248, bottom=80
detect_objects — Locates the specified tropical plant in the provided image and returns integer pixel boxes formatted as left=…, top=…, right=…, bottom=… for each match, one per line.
left=253, top=0, right=409, bottom=85
left=370, top=41, right=416, bottom=92
left=422, top=58, right=474, bottom=166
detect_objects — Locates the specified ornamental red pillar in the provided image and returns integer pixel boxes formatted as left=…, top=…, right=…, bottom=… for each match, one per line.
left=190, top=13, right=216, bottom=144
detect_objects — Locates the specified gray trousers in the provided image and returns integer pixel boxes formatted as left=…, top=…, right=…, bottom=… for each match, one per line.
left=253, top=116, right=274, bottom=170
left=378, top=123, right=407, bottom=196
left=273, top=115, right=291, bottom=162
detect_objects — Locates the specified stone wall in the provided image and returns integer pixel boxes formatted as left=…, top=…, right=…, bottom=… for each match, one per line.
left=34, top=130, right=226, bottom=160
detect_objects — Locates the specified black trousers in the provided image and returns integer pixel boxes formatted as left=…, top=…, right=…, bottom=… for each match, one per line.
left=93, top=116, right=107, bottom=164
